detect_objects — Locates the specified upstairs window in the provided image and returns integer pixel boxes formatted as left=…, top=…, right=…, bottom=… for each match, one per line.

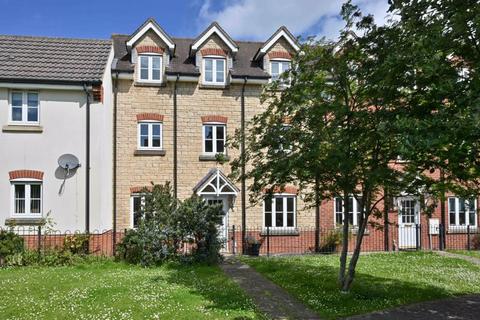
left=138, top=122, right=163, bottom=150
left=270, top=60, right=291, bottom=83
left=203, top=124, right=225, bottom=154
left=264, top=195, right=296, bottom=228
left=138, top=55, right=162, bottom=82
left=10, top=91, right=39, bottom=124
left=11, top=182, right=42, bottom=217
left=203, top=57, right=225, bottom=85
left=449, top=197, right=477, bottom=227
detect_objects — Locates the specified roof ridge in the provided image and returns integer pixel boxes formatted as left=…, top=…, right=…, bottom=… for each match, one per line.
left=0, top=34, right=111, bottom=43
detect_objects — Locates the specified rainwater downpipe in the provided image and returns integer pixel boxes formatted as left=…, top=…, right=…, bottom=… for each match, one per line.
left=83, top=83, right=91, bottom=234
left=241, top=77, right=248, bottom=254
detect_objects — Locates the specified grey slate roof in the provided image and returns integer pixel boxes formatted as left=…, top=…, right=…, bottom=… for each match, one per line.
left=112, top=35, right=270, bottom=79
left=0, top=35, right=112, bottom=84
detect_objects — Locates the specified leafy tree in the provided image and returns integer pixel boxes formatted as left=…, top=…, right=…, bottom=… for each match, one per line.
left=231, top=2, right=417, bottom=291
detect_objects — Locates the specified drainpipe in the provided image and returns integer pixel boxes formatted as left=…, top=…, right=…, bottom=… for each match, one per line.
left=112, top=72, right=119, bottom=252
left=173, top=74, right=180, bottom=199
left=241, top=77, right=248, bottom=254
left=83, top=84, right=91, bottom=234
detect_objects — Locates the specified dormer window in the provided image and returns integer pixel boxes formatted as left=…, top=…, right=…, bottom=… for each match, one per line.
left=203, top=57, right=225, bottom=85
left=271, top=60, right=291, bottom=83
left=138, top=54, right=162, bottom=82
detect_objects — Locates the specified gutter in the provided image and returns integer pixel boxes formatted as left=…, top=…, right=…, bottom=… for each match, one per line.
left=241, top=77, right=248, bottom=254
left=83, top=84, right=91, bottom=234
left=173, top=74, right=180, bottom=199
left=112, top=71, right=119, bottom=252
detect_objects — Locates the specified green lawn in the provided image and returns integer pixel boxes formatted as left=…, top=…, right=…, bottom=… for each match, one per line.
left=241, top=252, right=480, bottom=319
left=0, top=260, right=265, bottom=320
left=448, top=249, right=480, bottom=259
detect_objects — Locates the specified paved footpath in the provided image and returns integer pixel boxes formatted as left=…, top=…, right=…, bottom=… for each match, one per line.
left=347, top=294, right=480, bottom=320
left=220, top=259, right=321, bottom=320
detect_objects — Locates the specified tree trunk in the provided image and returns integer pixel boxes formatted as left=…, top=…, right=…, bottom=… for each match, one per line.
left=338, top=191, right=350, bottom=288
left=341, top=216, right=368, bottom=291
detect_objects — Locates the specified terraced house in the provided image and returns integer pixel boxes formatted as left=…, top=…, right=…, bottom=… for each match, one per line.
left=0, top=35, right=113, bottom=231
left=0, top=18, right=477, bottom=254
left=110, top=18, right=306, bottom=251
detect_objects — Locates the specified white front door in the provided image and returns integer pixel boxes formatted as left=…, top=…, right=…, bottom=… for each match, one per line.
left=398, top=198, right=419, bottom=249
left=204, top=196, right=229, bottom=250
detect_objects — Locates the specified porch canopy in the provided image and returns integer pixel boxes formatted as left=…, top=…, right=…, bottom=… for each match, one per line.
left=193, top=168, right=239, bottom=196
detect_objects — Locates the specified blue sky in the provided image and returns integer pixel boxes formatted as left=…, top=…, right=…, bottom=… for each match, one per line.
left=0, top=0, right=389, bottom=41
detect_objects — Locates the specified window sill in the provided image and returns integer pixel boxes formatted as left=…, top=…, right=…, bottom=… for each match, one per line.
left=199, top=154, right=230, bottom=162
left=448, top=226, right=477, bottom=234
left=199, top=84, right=229, bottom=90
left=5, top=217, right=46, bottom=226
left=134, top=81, right=166, bottom=88
left=2, top=125, right=43, bottom=133
left=134, top=149, right=166, bottom=156
left=261, top=228, right=299, bottom=236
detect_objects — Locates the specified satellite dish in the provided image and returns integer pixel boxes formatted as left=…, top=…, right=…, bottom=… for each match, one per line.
left=58, top=154, right=80, bottom=170
left=57, top=154, right=80, bottom=195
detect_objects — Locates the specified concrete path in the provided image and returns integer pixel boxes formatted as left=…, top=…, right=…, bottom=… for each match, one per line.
left=346, top=294, right=480, bottom=319
left=436, top=250, right=480, bottom=265
left=220, top=259, right=320, bottom=320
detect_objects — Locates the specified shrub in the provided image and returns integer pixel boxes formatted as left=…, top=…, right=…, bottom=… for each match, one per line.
left=4, top=249, right=80, bottom=267
left=319, top=229, right=342, bottom=253
left=0, top=230, right=24, bottom=266
left=63, top=233, right=89, bottom=254
left=472, top=234, right=480, bottom=250
left=116, top=182, right=224, bottom=266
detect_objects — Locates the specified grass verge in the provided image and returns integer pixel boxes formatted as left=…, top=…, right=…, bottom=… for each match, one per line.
left=0, top=259, right=265, bottom=320
left=241, top=252, right=480, bottom=319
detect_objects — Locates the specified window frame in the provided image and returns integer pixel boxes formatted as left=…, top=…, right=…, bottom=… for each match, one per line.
left=137, top=121, right=163, bottom=150
left=202, top=123, right=226, bottom=155
left=263, top=194, right=296, bottom=229
left=270, top=59, right=291, bottom=84
left=202, top=56, right=226, bottom=86
left=448, top=197, right=477, bottom=227
left=137, top=54, right=163, bottom=83
left=9, top=91, right=40, bottom=125
left=130, top=194, right=145, bottom=229
left=334, top=196, right=362, bottom=226
left=10, top=180, right=42, bottom=218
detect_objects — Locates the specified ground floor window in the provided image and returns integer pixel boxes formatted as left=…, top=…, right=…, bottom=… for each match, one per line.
left=130, top=195, right=144, bottom=228
left=11, top=182, right=42, bottom=216
left=264, top=195, right=296, bottom=228
left=448, top=197, right=477, bottom=227
left=334, top=196, right=362, bottom=226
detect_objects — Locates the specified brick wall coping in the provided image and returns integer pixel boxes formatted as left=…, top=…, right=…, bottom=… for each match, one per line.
left=9, top=170, right=44, bottom=181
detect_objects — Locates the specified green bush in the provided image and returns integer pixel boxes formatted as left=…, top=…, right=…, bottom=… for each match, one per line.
left=319, top=229, right=342, bottom=253
left=63, top=233, right=89, bottom=254
left=116, top=182, right=224, bottom=266
left=0, top=230, right=24, bottom=265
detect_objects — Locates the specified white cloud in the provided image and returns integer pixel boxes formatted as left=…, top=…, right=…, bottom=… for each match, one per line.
left=198, top=0, right=391, bottom=41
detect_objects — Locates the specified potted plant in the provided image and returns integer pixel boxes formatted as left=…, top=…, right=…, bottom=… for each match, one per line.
left=245, top=236, right=262, bottom=256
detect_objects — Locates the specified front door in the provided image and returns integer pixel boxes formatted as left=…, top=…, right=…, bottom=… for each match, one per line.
left=398, top=198, right=419, bottom=249
left=204, top=196, right=229, bottom=250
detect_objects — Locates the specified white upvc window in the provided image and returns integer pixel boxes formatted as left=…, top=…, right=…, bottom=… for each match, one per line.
left=264, top=195, right=296, bottom=228
left=449, top=197, right=477, bottom=227
left=203, top=123, right=226, bottom=154
left=334, top=196, right=362, bottom=226
left=138, top=54, right=162, bottom=82
left=138, top=122, right=163, bottom=150
left=270, top=60, right=291, bottom=83
left=130, top=194, right=145, bottom=228
left=203, top=57, right=226, bottom=85
left=10, top=91, right=39, bottom=124
left=10, top=182, right=42, bottom=217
